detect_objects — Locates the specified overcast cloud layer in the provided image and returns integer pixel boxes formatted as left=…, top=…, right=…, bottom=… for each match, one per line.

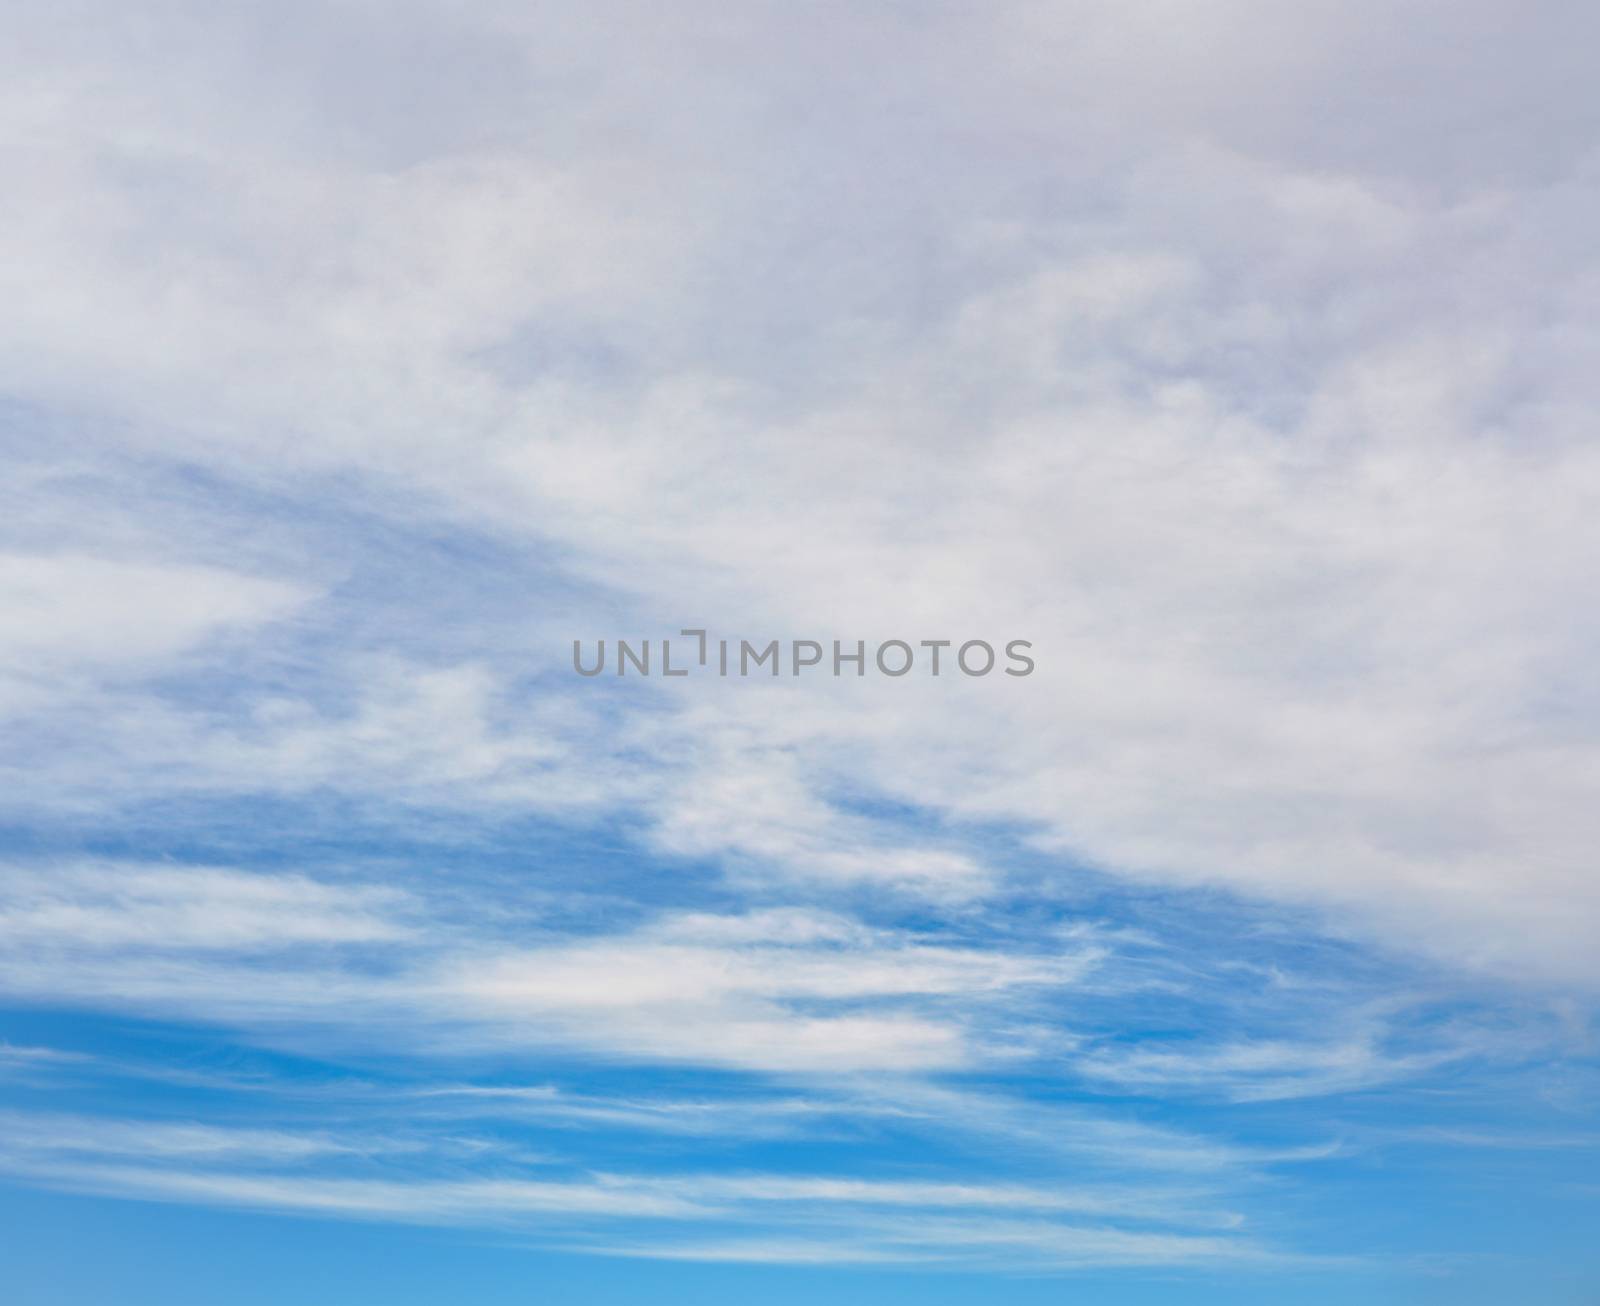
left=1, top=3, right=1598, bottom=1300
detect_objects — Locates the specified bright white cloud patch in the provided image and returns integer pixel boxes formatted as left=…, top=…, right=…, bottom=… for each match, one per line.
left=2, top=2, right=1597, bottom=985
left=0, top=862, right=412, bottom=949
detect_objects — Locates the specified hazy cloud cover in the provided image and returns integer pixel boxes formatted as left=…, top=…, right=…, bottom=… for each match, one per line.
left=1, top=3, right=1598, bottom=1302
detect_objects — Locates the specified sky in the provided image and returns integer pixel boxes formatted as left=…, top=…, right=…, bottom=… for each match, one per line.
left=2, top=2, right=1599, bottom=1302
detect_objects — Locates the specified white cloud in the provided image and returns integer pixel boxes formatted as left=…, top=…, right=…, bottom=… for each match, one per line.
left=428, top=907, right=1091, bottom=1072
left=583, top=1217, right=1287, bottom=1271
left=6, top=1159, right=706, bottom=1222
left=4, top=83, right=1597, bottom=976
left=623, top=1173, right=1244, bottom=1228
left=1076, top=1035, right=1462, bottom=1103
left=0, top=868, right=1091, bottom=1074
left=0, top=552, right=310, bottom=714
left=0, top=1105, right=1283, bottom=1269
left=2, top=2, right=1594, bottom=1277
left=0, top=862, right=412, bottom=950
left=0, top=1110, right=376, bottom=1163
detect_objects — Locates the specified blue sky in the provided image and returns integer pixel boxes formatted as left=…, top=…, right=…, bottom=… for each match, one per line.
left=3, top=2, right=1600, bottom=1302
